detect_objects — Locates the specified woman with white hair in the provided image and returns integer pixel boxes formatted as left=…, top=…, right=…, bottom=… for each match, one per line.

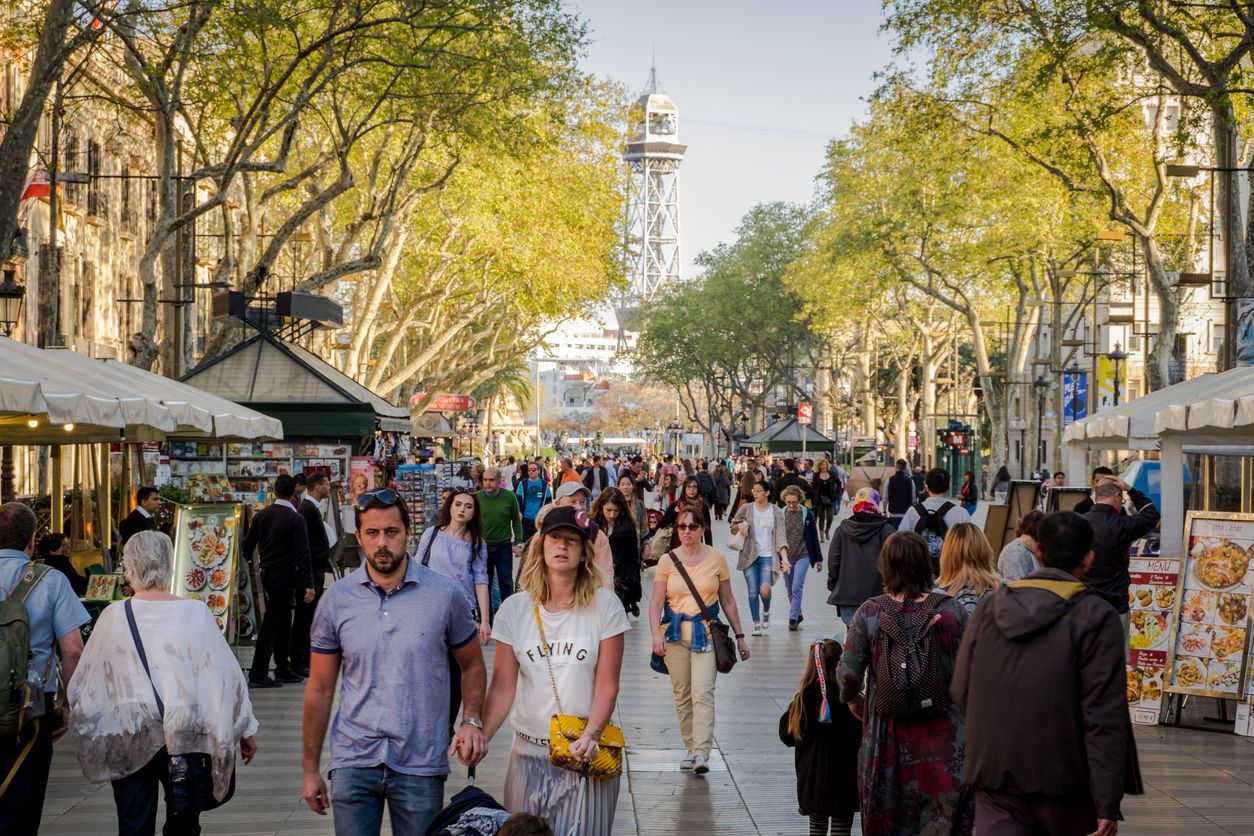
left=69, top=530, right=258, bottom=835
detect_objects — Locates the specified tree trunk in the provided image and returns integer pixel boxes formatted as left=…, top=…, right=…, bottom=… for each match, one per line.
left=1215, top=97, right=1250, bottom=297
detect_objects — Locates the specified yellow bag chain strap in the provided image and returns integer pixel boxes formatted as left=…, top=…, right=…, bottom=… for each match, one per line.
left=533, top=604, right=567, bottom=718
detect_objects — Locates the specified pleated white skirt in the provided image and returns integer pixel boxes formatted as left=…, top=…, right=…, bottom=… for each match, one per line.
left=504, top=736, right=620, bottom=836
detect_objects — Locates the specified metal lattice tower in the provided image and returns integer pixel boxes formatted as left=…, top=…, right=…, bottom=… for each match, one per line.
left=620, top=66, right=686, bottom=325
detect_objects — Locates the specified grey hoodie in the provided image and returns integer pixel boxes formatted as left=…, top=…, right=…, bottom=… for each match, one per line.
left=826, top=512, right=895, bottom=607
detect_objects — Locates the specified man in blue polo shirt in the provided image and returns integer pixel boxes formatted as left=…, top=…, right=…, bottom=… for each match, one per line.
left=0, top=501, right=89, bottom=833
left=302, top=489, right=487, bottom=835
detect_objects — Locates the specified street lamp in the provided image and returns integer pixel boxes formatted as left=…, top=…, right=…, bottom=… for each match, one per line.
left=0, top=267, right=25, bottom=337
left=1106, top=342, right=1127, bottom=406
left=1033, top=375, right=1049, bottom=473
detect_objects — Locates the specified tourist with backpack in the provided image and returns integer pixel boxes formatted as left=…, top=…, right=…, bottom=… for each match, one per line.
left=835, top=531, right=973, bottom=835
left=0, top=501, right=90, bottom=833
left=897, top=468, right=969, bottom=576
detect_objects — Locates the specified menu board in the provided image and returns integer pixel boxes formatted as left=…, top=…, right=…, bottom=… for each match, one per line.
left=84, top=574, right=120, bottom=601
left=1164, top=512, right=1254, bottom=700
left=1126, top=549, right=1180, bottom=725
left=170, top=504, right=243, bottom=637
left=235, top=556, right=258, bottom=643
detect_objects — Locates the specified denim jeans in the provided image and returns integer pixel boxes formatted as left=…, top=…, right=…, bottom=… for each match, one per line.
left=485, top=541, right=514, bottom=610
left=782, top=556, right=810, bottom=621
left=837, top=605, right=859, bottom=627
left=330, top=766, right=445, bottom=836
left=742, top=556, right=773, bottom=622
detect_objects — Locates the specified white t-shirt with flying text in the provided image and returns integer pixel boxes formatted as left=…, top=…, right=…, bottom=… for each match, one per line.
left=491, top=587, right=630, bottom=742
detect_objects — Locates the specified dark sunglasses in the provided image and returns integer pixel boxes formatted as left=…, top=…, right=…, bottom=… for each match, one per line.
left=355, top=489, right=401, bottom=511
left=675, top=523, right=703, bottom=532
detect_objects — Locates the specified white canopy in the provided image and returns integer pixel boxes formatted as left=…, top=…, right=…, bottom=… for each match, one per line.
left=0, top=338, right=282, bottom=443
left=44, top=350, right=283, bottom=440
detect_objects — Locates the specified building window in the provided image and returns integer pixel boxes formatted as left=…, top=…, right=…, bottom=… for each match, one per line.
left=120, top=165, right=134, bottom=232
left=86, top=140, right=101, bottom=217
left=61, top=132, right=83, bottom=206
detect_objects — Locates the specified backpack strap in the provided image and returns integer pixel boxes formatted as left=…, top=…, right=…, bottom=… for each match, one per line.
left=1, top=562, right=50, bottom=604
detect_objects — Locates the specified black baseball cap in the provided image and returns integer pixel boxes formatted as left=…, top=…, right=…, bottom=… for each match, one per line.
left=540, top=505, right=593, bottom=541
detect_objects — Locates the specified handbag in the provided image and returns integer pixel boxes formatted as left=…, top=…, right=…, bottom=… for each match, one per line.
left=532, top=605, right=624, bottom=780
left=725, top=525, right=745, bottom=552
left=667, top=551, right=738, bottom=674
left=125, top=600, right=236, bottom=814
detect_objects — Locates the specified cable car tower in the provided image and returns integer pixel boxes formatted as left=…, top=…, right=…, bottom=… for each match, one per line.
left=617, top=66, right=686, bottom=340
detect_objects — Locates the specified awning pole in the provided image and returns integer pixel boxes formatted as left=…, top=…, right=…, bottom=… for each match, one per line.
left=50, top=445, right=63, bottom=533
left=100, top=442, right=112, bottom=565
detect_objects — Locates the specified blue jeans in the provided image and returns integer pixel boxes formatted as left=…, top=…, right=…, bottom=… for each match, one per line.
left=837, top=605, right=859, bottom=627
left=330, top=766, right=445, bottom=836
left=485, top=541, right=514, bottom=612
left=782, top=557, right=810, bottom=621
left=743, top=556, right=773, bottom=622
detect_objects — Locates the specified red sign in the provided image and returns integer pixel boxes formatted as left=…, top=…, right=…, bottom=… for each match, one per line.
left=409, top=393, right=477, bottom=412
left=797, top=402, right=813, bottom=425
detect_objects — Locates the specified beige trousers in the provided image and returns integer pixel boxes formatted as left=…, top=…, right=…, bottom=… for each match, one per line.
left=666, top=631, right=718, bottom=756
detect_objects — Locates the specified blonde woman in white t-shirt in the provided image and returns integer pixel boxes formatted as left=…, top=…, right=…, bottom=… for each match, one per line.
left=482, top=505, right=629, bottom=835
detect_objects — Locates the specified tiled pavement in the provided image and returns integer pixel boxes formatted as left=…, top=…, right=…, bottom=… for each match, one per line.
left=40, top=505, right=1254, bottom=834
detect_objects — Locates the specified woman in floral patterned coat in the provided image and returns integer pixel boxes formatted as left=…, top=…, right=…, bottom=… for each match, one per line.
left=835, top=531, right=972, bottom=836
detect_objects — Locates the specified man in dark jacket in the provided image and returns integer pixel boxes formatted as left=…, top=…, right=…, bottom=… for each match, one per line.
left=244, top=474, right=315, bottom=688
left=772, top=458, right=812, bottom=507
left=581, top=455, right=610, bottom=496
left=952, top=511, right=1139, bottom=835
left=119, top=486, right=160, bottom=546
left=882, top=460, right=915, bottom=529
left=827, top=488, right=894, bottom=625
left=1085, top=477, right=1160, bottom=645
left=290, top=472, right=331, bottom=678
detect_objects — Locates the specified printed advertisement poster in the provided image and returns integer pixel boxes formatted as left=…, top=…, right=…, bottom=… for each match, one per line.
left=348, top=457, right=375, bottom=505
left=1164, top=513, right=1254, bottom=700
left=1126, top=554, right=1180, bottom=725
left=1235, top=298, right=1254, bottom=366
left=1096, top=355, right=1128, bottom=410
left=1062, top=371, right=1088, bottom=427
left=170, top=505, right=243, bottom=638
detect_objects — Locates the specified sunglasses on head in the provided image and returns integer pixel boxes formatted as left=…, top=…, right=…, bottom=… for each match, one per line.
left=355, top=488, right=401, bottom=511
left=675, top=522, right=703, bottom=532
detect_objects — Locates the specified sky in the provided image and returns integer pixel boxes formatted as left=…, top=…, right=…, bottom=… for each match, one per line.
left=569, top=0, right=898, bottom=278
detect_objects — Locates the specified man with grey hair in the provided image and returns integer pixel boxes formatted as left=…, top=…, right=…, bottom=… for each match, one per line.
left=0, top=501, right=89, bottom=831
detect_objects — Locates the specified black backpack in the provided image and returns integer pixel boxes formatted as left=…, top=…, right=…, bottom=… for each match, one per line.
left=872, top=592, right=951, bottom=718
left=913, top=501, right=955, bottom=575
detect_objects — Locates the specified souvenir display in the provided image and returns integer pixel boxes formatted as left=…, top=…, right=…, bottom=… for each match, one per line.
left=1126, top=545, right=1180, bottom=725
left=396, top=464, right=439, bottom=553
left=1165, top=513, right=1254, bottom=701
left=170, top=505, right=243, bottom=639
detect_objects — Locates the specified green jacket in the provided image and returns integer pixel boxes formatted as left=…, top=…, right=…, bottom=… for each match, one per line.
left=477, top=488, right=524, bottom=544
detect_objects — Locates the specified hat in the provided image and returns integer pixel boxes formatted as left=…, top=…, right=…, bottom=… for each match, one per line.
left=554, top=481, right=590, bottom=501
left=540, top=505, right=594, bottom=541
left=852, top=487, right=880, bottom=515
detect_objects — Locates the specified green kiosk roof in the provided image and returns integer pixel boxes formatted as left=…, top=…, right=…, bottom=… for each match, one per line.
left=181, top=333, right=411, bottom=438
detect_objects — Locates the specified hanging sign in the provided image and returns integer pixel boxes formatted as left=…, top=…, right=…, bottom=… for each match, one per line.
left=410, top=393, right=477, bottom=412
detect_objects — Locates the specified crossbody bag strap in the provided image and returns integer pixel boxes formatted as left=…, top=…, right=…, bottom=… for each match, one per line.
left=124, top=599, right=165, bottom=719
left=420, top=527, right=437, bottom=567
left=533, top=604, right=565, bottom=717
left=667, top=551, right=718, bottom=626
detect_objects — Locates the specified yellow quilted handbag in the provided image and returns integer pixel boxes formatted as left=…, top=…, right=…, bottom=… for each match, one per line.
left=534, top=606, right=625, bottom=780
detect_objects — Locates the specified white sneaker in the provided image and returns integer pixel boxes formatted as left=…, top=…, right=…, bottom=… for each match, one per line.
left=679, top=751, right=697, bottom=770
left=762, top=613, right=770, bottom=628
left=693, top=754, right=710, bottom=775
left=751, top=623, right=763, bottom=637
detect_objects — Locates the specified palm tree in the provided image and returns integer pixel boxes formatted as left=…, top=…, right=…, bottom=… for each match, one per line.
left=472, top=363, right=534, bottom=459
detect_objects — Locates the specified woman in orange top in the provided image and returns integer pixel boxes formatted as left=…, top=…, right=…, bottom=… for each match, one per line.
left=648, top=506, right=750, bottom=775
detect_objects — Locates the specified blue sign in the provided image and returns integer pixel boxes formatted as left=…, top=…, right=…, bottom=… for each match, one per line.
left=1063, top=371, right=1088, bottom=426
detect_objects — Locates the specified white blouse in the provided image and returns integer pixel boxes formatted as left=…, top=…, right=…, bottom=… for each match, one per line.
left=68, top=598, right=258, bottom=800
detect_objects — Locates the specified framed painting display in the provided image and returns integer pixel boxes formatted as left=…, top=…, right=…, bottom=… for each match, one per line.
left=1163, top=512, right=1254, bottom=700
left=170, top=504, right=244, bottom=639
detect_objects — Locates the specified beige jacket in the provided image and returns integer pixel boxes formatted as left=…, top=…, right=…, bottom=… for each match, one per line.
left=729, top=501, right=788, bottom=581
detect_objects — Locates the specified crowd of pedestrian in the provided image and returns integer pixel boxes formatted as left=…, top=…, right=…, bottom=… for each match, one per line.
left=0, top=446, right=1158, bottom=836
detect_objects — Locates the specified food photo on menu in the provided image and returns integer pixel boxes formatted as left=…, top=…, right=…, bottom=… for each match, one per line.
left=1167, top=525, right=1254, bottom=698
left=172, top=507, right=240, bottom=636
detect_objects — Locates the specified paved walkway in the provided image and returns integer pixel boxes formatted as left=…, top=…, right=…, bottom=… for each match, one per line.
left=40, top=503, right=1254, bottom=834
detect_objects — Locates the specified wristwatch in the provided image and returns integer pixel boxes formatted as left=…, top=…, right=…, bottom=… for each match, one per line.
left=460, top=717, right=484, bottom=730
left=734, top=633, right=745, bottom=640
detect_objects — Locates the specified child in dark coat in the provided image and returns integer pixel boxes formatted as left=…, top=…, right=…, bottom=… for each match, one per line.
left=779, top=639, right=862, bottom=836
